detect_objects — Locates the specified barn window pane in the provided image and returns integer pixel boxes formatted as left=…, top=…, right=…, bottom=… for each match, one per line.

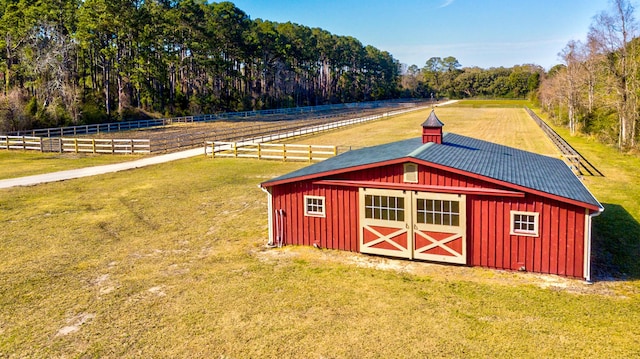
left=417, top=198, right=460, bottom=226
left=364, top=194, right=405, bottom=222
left=510, top=211, right=539, bottom=237
left=426, top=213, right=434, bottom=224
left=304, top=196, right=326, bottom=218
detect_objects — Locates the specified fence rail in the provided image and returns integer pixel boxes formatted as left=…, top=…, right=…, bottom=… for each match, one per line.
left=1, top=136, right=150, bottom=154
left=208, top=142, right=337, bottom=162
left=1, top=136, right=42, bottom=151
left=525, top=108, right=603, bottom=176
left=59, top=138, right=151, bottom=154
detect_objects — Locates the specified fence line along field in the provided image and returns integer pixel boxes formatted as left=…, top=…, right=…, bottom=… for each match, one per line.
left=1, top=102, right=639, bottom=358
left=1, top=101, right=428, bottom=155
left=209, top=142, right=338, bottom=162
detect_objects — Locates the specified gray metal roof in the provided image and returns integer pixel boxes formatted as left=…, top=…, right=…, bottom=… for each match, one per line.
left=262, top=133, right=602, bottom=209
left=421, top=110, right=445, bottom=128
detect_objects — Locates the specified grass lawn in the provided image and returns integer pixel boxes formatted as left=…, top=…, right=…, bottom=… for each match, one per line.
left=0, top=151, right=143, bottom=180
left=1, top=100, right=639, bottom=357
left=289, top=103, right=559, bottom=157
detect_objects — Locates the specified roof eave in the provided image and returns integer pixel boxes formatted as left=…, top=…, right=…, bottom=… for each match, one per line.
left=260, top=157, right=411, bottom=188
left=261, top=155, right=602, bottom=211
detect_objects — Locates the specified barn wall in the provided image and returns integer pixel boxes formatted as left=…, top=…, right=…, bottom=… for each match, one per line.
left=466, top=194, right=586, bottom=278
left=269, top=162, right=589, bottom=279
left=271, top=182, right=359, bottom=251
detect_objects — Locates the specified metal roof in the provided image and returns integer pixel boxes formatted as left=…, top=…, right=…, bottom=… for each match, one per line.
left=262, top=133, right=602, bottom=209
left=421, top=110, right=445, bottom=128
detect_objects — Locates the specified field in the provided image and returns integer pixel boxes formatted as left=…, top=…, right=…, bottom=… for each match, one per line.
left=0, top=152, right=141, bottom=180
left=1, top=101, right=639, bottom=357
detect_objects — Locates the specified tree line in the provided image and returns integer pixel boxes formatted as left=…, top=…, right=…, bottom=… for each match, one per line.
left=0, top=0, right=401, bottom=132
left=538, top=0, right=640, bottom=150
left=400, top=56, right=543, bottom=100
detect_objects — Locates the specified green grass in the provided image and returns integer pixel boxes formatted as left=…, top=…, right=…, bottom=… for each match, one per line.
left=449, top=99, right=534, bottom=108
left=1, top=104, right=640, bottom=357
left=2, top=157, right=639, bottom=358
left=0, top=151, right=142, bottom=180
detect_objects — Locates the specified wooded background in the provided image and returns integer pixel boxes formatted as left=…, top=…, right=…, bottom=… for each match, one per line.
left=1, top=0, right=639, bottom=151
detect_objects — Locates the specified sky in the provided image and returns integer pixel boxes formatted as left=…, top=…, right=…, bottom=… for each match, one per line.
left=231, top=0, right=614, bottom=70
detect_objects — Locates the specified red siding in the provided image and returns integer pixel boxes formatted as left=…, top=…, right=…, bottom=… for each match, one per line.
left=465, top=194, right=586, bottom=278
left=269, top=162, right=589, bottom=279
left=272, top=183, right=360, bottom=251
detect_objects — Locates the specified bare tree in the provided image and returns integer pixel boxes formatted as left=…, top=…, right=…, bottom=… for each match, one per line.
left=559, top=40, right=587, bottom=135
left=588, top=0, right=638, bottom=148
left=22, top=21, right=80, bottom=124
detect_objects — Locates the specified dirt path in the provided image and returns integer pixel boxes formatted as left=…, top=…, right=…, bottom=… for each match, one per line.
left=0, top=148, right=203, bottom=189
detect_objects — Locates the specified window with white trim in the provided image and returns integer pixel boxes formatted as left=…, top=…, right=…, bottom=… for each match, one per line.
left=510, top=211, right=539, bottom=237
left=403, top=163, right=418, bottom=183
left=304, top=196, right=325, bottom=217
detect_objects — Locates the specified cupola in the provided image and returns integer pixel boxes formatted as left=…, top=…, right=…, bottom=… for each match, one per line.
left=421, top=110, right=444, bottom=144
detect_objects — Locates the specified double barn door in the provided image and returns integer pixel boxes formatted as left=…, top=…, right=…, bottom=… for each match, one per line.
left=359, top=188, right=466, bottom=264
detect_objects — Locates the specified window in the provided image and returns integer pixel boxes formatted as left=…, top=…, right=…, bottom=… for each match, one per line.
left=403, top=163, right=418, bottom=183
left=416, top=199, right=460, bottom=226
left=364, top=194, right=405, bottom=221
left=304, top=196, right=325, bottom=217
left=510, top=211, right=539, bottom=237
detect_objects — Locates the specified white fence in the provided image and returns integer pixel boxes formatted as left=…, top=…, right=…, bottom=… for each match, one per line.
left=1, top=136, right=42, bottom=151
left=60, top=138, right=151, bottom=154
left=207, top=142, right=337, bottom=162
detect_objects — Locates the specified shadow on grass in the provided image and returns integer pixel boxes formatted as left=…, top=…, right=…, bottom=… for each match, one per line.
left=592, top=203, right=640, bottom=280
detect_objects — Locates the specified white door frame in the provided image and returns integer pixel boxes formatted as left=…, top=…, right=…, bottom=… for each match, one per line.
left=359, top=188, right=467, bottom=264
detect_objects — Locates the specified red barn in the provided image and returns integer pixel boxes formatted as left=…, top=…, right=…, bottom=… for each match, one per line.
left=260, top=111, right=603, bottom=281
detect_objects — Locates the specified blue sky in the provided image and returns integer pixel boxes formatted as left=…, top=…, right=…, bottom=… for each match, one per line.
left=231, top=0, right=613, bottom=69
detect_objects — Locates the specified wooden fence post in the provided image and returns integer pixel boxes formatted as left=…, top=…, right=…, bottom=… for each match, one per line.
left=233, top=142, right=238, bottom=158
left=74, top=138, right=78, bottom=153
left=308, top=145, right=312, bottom=162
left=283, top=144, right=286, bottom=161
left=258, top=143, right=261, bottom=160
left=22, top=136, right=26, bottom=150
left=92, top=139, right=96, bottom=153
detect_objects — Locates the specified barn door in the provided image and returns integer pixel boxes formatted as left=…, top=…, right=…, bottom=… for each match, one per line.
left=359, top=188, right=411, bottom=259
left=413, top=192, right=467, bottom=264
